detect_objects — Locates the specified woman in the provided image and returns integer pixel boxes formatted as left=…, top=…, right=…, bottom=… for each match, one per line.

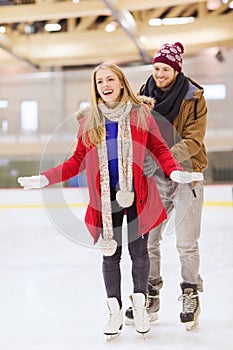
left=18, top=63, right=203, bottom=338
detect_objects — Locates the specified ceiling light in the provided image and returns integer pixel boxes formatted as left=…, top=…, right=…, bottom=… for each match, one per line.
left=140, top=36, right=147, bottom=43
left=148, top=18, right=162, bottom=26
left=149, top=17, right=194, bottom=26
left=44, top=23, right=61, bottom=32
left=0, top=26, right=6, bottom=34
left=162, top=17, right=194, bottom=25
left=105, top=22, right=117, bottom=32
left=207, top=0, right=222, bottom=10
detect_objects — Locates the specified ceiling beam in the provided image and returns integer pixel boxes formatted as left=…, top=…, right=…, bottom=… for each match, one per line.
left=102, top=0, right=151, bottom=63
left=0, top=1, right=111, bottom=23
left=0, top=0, right=231, bottom=69
left=4, top=9, right=231, bottom=68
left=0, top=33, right=39, bottom=68
left=0, top=0, right=207, bottom=23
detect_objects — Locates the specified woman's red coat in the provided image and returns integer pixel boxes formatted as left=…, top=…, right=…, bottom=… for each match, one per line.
left=43, top=107, right=183, bottom=244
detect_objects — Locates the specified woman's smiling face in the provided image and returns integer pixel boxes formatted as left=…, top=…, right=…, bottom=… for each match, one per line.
left=96, top=68, right=123, bottom=107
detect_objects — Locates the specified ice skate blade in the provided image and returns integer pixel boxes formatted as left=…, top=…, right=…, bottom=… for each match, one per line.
left=136, top=331, right=149, bottom=340
left=104, top=325, right=122, bottom=341
left=136, top=328, right=150, bottom=338
left=105, top=332, right=121, bottom=341
left=184, top=320, right=198, bottom=331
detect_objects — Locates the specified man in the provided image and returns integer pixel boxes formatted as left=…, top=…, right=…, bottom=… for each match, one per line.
left=125, top=42, right=208, bottom=330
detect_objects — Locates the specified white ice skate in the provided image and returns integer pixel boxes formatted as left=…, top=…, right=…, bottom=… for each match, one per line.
left=125, top=284, right=160, bottom=325
left=130, top=293, right=150, bottom=337
left=104, top=297, right=123, bottom=341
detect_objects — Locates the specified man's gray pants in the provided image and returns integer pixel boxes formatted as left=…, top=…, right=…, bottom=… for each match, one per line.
left=148, top=173, right=204, bottom=292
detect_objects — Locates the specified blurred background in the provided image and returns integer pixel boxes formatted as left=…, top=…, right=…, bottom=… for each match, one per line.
left=0, top=0, right=233, bottom=188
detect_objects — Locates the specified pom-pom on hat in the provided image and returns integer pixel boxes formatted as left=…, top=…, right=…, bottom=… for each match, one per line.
left=152, top=42, right=184, bottom=73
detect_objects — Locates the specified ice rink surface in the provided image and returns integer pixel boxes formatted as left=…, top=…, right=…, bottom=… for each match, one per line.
left=0, top=185, right=232, bottom=350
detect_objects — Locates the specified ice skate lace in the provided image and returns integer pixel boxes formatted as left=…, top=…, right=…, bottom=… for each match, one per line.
left=134, top=306, right=148, bottom=324
left=178, top=292, right=197, bottom=313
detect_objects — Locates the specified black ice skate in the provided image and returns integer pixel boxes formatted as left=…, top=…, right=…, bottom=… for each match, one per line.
left=178, top=283, right=200, bottom=331
left=125, top=283, right=160, bottom=325
left=146, top=282, right=160, bottom=322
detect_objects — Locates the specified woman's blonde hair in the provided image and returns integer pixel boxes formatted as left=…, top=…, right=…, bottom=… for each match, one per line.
left=82, top=62, right=149, bottom=147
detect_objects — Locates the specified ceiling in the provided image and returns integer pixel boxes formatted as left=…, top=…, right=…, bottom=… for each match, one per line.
left=0, top=0, right=233, bottom=70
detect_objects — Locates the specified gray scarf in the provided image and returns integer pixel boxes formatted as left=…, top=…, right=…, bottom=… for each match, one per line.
left=97, top=102, right=133, bottom=256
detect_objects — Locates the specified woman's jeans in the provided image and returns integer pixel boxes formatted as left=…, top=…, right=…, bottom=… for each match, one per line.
left=102, top=190, right=150, bottom=306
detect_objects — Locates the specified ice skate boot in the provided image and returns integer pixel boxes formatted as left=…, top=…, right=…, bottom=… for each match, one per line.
left=178, top=283, right=200, bottom=331
left=130, top=293, right=150, bottom=336
left=146, top=282, right=160, bottom=322
left=104, top=297, right=123, bottom=340
left=125, top=282, right=160, bottom=325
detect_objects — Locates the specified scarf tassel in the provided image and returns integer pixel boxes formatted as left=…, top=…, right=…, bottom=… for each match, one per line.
left=100, top=238, right=118, bottom=256
left=116, top=190, right=134, bottom=208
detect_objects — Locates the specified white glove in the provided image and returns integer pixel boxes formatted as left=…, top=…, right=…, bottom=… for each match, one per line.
left=170, top=170, right=203, bottom=184
left=17, top=175, right=49, bottom=190
left=143, top=154, right=159, bottom=177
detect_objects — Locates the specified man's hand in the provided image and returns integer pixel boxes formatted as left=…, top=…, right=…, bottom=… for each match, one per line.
left=143, top=154, right=158, bottom=177
left=170, top=170, right=203, bottom=184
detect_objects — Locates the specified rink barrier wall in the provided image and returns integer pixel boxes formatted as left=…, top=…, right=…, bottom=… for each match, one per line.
left=0, top=184, right=232, bottom=209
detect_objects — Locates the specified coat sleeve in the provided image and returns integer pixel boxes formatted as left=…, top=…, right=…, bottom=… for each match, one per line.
left=171, top=95, right=207, bottom=163
left=146, top=115, right=183, bottom=176
left=42, top=129, right=87, bottom=186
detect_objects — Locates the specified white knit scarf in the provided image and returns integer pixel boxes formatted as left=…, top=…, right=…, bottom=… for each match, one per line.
left=97, top=102, right=134, bottom=256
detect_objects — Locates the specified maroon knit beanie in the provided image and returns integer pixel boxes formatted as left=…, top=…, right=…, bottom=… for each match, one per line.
left=152, top=42, right=184, bottom=72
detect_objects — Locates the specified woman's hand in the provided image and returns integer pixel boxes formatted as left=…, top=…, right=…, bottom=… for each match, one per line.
left=17, top=175, right=49, bottom=190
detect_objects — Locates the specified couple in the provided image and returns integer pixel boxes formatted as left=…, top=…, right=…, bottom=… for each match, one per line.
left=18, top=42, right=207, bottom=337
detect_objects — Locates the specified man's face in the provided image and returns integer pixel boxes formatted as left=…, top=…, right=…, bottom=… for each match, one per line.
left=152, top=63, right=178, bottom=91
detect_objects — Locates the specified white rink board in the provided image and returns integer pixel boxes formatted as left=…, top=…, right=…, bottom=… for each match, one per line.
left=0, top=183, right=232, bottom=206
